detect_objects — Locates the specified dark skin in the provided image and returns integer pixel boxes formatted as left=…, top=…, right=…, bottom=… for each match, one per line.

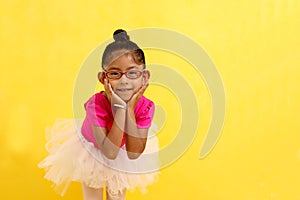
left=93, top=54, right=151, bottom=160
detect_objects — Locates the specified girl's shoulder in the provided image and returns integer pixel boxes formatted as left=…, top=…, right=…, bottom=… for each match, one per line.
left=94, top=91, right=108, bottom=102
left=138, top=96, right=154, bottom=107
left=84, top=91, right=110, bottom=109
left=135, top=96, right=155, bottom=114
left=135, top=96, right=155, bottom=128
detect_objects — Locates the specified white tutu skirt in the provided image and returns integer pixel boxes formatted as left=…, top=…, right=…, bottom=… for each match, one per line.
left=38, top=119, right=159, bottom=197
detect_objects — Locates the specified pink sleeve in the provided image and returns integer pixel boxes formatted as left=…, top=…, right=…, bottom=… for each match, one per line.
left=84, top=94, right=109, bottom=127
left=135, top=99, right=155, bottom=129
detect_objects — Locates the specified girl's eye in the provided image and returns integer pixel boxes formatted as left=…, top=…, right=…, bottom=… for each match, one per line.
left=127, top=71, right=140, bottom=78
left=127, top=71, right=138, bottom=75
left=109, top=72, right=120, bottom=76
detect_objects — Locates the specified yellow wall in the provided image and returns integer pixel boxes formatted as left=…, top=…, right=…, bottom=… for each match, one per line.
left=1, top=0, right=300, bottom=199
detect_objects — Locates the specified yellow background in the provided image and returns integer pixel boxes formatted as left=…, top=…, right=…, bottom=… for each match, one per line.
left=1, top=0, right=300, bottom=199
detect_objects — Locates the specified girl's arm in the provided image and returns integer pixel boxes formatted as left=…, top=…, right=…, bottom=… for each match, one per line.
left=93, top=108, right=126, bottom=159
left=125, top=83, right=150, bottom=159
left=92, top=107, right=126, bottom=160
left=92, top=79, right=127, bottom=159
left=125, top=108, right=148, bottom=159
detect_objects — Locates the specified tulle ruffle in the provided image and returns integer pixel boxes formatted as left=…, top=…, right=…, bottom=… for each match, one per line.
left=38, top=118, right=159, bottom=198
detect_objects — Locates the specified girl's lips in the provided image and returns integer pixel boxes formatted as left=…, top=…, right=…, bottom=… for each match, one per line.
left=116, top=88, right=132, bottom=92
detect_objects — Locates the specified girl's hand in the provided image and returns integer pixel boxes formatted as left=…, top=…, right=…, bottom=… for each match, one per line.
left=104, top=78, right=126, bottom=107
left=127, top=82, right=149, bottom=110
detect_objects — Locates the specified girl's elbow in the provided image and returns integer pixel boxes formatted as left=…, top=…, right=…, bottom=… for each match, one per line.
left=127, top=148, right=145, bottom=159
left=127, top=152, right=142, bottom=160
left=126, top=141, right=146, bottom=159
left=103, top=150, right=119, bottom=160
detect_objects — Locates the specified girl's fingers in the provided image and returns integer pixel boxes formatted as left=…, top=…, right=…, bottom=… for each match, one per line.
left=130, top=83, right=149, bottom=103
left=104, top=79, right=109, bottom=91
left=108, top=82, right=113, bottom=93
left=139, top=83, right=149, bottom=96
left=104, top=79, right=112, bottom=94
left=104, top=79, right=113, bottom=102
left=134, top=83, right=148, bottom=96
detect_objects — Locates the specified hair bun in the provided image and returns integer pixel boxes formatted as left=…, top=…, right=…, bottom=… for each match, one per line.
left=113, top=29, right=130, bottom=42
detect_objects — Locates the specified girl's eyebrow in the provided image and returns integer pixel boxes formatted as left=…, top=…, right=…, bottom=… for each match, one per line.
left=106, top=66, right=140, bottom=71
left=127, top=66, right=139, bottom=70
left=106, top=67, right=121, bottom=71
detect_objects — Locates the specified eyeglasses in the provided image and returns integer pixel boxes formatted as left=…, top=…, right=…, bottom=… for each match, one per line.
left=105, top=70, right=144, bottom=80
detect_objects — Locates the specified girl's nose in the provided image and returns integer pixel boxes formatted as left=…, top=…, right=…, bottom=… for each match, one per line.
left=118, top=73, right=129, bottom=84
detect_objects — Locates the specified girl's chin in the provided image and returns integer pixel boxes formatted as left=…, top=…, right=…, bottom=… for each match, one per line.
left=116, top=93, right=132, bottom=102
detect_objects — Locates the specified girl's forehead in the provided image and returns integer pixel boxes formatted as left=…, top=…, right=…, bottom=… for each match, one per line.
left=104, top=52, right=143, bottom=70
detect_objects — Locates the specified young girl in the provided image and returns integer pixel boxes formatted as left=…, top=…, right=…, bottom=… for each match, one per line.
left=38, top=29, right=159, bottom=200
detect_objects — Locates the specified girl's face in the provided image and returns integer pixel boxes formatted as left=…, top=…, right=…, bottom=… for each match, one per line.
left=103, top=53, right=148, bottom=101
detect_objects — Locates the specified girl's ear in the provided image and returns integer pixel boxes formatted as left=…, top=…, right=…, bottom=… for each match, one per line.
left=98, top=72, right=105, bottom=84
left=143, top=70, right=150, bottom=85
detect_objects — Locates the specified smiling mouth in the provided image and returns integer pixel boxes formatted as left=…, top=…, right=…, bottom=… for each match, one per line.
left=116, top=88, right=132, bottom=92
